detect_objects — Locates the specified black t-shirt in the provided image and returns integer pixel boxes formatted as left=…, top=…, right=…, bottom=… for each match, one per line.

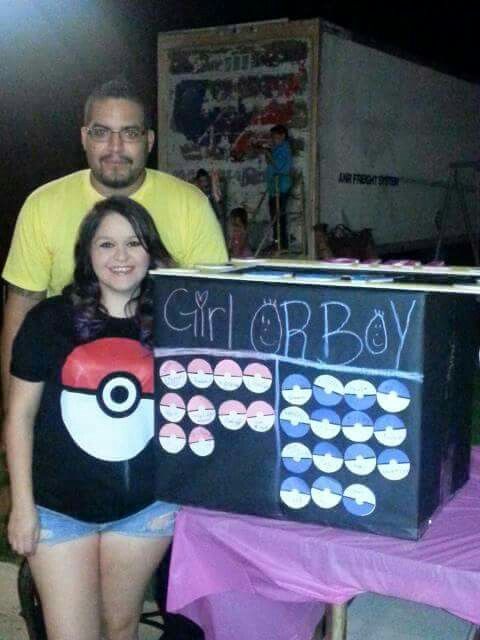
left=11, top=295, right=156, bottom=523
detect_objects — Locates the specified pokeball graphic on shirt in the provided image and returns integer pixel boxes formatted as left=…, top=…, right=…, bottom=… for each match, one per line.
left=60, top=338, right=154, bottom=462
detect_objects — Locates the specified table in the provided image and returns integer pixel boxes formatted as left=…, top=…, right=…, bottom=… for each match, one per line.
left=167, top=447, right=480, bottom=640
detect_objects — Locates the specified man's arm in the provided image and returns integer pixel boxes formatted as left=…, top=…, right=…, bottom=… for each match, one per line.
left=1, top=285, right=46, bottom=410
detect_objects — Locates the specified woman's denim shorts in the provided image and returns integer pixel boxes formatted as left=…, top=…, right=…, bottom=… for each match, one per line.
left=37, top=501, right=179, bottom=546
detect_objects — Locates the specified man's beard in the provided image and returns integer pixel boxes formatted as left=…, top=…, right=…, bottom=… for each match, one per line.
left=93, top=155, right=143, bottom=190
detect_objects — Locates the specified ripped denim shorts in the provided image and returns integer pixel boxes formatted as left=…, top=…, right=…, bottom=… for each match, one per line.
left=36, top=501, right=179, bottom=546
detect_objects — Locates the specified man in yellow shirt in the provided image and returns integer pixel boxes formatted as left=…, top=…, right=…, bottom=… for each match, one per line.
left=1, top=78, right=227, bottom=402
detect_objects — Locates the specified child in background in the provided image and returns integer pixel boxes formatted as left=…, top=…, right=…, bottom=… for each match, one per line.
left=228, top=207, right=253, bottom=258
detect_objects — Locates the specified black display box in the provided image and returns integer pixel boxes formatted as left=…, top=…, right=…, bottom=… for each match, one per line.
left=151, top=262, right=479, bottom=539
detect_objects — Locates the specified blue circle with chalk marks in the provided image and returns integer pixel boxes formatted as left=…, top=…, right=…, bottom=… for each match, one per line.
left=377, top=379, right=411, bottom=413
left=344, top=379, right=377, bottom=410
left=281, top=374, right=312, bottom=406
left=342, top=411, right=374, bottom=442
left=280, top=477, right=311, bottom=509
left=377, top=449, right=411, bottom=481
left=310, top=408, right=341, bottom=439
left=313, top=442, right=343, bottom=473
left=281, top=442, right=312, bottom=474
left=311, top=476, right=343, bottom=509
left=343, top=484, right=376, bottom=516
left=313, top=375, right=344, bottom=407
left=344, top=444, right=377, bottom=476
left=280, top=406, right=310, bottom=438
left=374, top=415, right=407, bottom=447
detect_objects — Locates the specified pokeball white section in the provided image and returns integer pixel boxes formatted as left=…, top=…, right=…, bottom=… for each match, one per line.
left=189, top=427, right=215, bottom=457
left=61, top=391, right=153, bottom=462
left=159, top=423, right=186, bottom=454
left=159, top=360, right=187, bottom=390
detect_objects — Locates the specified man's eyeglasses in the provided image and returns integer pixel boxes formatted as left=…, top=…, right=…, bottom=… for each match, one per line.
left=86, top=125, right=147, bottom=143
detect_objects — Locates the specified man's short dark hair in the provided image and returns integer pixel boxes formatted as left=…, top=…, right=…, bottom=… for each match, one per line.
left=270, top=124, right=288, bottom=137
left=84, top=78, right=152, bottom=128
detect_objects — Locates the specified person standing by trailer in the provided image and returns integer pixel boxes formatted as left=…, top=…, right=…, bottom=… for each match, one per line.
left=265, top=124, right=293, bottom=250
left=5, top=197, right=178, bottom=640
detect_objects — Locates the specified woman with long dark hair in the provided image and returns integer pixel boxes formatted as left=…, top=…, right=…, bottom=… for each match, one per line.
left=5, top=196, right=176, bottom=640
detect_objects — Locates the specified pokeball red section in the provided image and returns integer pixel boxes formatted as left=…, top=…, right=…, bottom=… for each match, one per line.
left=61, top=337, right=154, bottom=393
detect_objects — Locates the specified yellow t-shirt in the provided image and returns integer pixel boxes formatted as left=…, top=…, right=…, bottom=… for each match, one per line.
left=3, top=169, right=227, bottom=296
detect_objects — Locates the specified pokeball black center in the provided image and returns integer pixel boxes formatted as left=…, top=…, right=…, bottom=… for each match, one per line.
left=111, top=386, right=128, bottom=404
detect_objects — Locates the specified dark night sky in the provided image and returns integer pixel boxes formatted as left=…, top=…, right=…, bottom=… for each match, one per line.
left=1, top=0, right=479, bottom=234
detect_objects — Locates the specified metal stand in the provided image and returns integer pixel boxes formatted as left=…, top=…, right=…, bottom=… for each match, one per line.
left=323, top=603, right=348, bottom=640
left=435, top=161, right=480, bottom=265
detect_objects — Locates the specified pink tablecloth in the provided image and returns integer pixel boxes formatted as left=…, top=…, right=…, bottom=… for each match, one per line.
left=168, top=448, right=480, bottom=640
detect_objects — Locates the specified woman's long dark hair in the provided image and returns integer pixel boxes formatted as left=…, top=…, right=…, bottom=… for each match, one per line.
left=64, top=196, right=169, bottom=347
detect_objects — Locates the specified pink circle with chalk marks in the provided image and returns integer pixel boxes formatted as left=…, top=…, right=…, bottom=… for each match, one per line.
left=159, top=360, right=187, bottom=390
left=214, top=359, right=243, bottom=391
left=187, top=395, right=216, bottom=425
left=246, top=400, right=276, bottom=432
left=218, top=400, right=247, bottom=431
left=159, top=423, right=186, bottom=454
left=189, top=427, right=215, bottom=457
left=243, top=363, right=273, bottom=393
left=187, top=358, right=214, bottom=389
left=159, top=393, right=186, bottom=423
